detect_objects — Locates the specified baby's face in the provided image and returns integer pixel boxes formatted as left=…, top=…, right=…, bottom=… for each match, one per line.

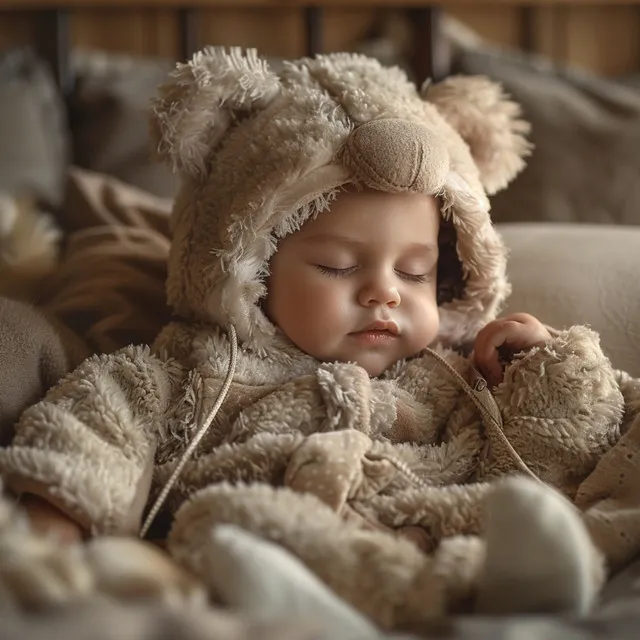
left=265, top=189, right=441, bottom=376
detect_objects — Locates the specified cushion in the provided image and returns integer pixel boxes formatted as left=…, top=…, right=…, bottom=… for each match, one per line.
left=451, top=46, right=640, bottom=225
left=69, top=50, right=181, bottom=199
left=0, top=48, right=69, bottom=205
left=500, top=223, right=640, bottom=376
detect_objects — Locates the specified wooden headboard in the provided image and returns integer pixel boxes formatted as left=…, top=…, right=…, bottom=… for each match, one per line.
left=3, top=1, right=640, bottom=95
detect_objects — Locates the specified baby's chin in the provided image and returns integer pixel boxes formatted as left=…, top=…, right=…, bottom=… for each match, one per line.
left=323, top=349, right=402, bottom=378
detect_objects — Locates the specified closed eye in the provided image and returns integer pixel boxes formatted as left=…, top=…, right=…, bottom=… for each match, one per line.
left=396, top=270, right=430, bottom=283
left=316, top=265, right=357, bottom=277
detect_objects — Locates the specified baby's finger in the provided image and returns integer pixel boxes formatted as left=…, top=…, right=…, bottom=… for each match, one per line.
left=475, top=322, right=509, bottom=360
left=474, top=333, right=505, bottom=387
left=499, top=320, right=545, bottom=351
left=481, top=353, right=503, bottom=388
left=502, top=312, right=537, bottom=326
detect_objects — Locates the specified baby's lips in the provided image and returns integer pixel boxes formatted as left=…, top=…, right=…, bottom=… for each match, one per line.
left=358, top=319, right=400, bottom=335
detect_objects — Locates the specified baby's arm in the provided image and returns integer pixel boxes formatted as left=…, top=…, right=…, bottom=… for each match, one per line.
left=574, top=369, right=640, bottom=572
left=475, top=317, right=623, bottom=490
left=0, top=346, right=184, bottom=538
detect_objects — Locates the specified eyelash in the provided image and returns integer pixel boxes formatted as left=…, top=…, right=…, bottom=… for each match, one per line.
left=316, top=266, right=357, bottom=278
left=316, top=265, right=429, bottom=283
left=400, top=273, right=429, bottom=284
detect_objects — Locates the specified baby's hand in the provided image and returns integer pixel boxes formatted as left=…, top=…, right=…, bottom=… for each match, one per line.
left=22, top=494, right=85, bottom=545
left=473, top=313, right=552, bottom=388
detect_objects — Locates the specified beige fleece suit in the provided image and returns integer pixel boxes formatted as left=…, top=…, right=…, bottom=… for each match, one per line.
left=0, top=49, right=636, bottom=629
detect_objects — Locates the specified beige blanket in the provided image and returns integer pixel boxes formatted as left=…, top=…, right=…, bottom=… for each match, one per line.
left=0, top=168, right=172, bottom=442
left=0, top=298, right=68, bottom=445
left=39, top=167, right=173, bottom=366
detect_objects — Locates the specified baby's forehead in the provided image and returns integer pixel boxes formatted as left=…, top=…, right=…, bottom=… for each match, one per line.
left=298, top=234, right=439, bottom=259
left=292, top=225, right=440, bottom=259
left=290, top=188, right=441, bottom=242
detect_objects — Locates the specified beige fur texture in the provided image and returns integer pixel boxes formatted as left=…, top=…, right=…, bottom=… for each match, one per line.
left=0, top=49, right=634, bottom=629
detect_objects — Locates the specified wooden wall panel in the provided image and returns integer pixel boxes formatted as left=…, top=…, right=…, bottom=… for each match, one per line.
left=186, top=8, right=376, bottom=59
left=197, top=8, right=304, bottom=58
left=322, top=8, right=377, bottom=52
left=531, top=6, right=566, bottom=60
left=0, top=11, right=39, bottom=51
left=71, top=8, right=179, bottom=57
left=0, top=5, right=639, bottom=76
left=504, top=5, right=640, bottom=75
left=447, top=6, right=523, bottom=48
left=564, top=5, right=640, bottom=75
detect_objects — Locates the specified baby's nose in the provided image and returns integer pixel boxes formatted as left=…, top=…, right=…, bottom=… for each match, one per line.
left=341, top=118, right=450, bottom=193
left=358, top=282, right=401, bottom=308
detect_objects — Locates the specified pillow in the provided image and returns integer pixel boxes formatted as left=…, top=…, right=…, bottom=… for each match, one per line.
left=69, top=50, right=181, bottom=199
left=500, top=223, right=640, bottom=376
left=451, top=46, right=640, bottom=225
left=0, top=48, right=69, bottom=205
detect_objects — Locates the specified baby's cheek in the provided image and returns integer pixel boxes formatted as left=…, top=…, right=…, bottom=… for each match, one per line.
left=409, top=299, right=440, bottom=349
left=310, top=285, right=349, bottom=327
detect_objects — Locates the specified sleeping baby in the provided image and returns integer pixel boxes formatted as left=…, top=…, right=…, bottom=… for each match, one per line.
left=0, top=49, right=629, bottom=630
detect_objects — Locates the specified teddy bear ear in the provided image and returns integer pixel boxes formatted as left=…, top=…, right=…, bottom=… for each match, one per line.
left=149, top=47, right=281, bottom=177
left=422, top=75, right=532, bottom=195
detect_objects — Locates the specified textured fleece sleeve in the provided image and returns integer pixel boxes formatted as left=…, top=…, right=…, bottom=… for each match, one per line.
left=0, top=345, right=184, bottom=536
left=612, top=369, right=640, bottom=437
left=485, top=326, right=624, bottom=490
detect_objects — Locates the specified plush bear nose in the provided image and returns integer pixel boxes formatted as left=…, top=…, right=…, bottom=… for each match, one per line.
left=341, top=118, right=450, bottom=193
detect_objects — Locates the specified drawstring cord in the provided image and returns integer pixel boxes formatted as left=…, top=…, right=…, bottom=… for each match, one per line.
left=139, top=324, right=239, bottom=538
left=421, top=347, right=542, bottom=483
left=140, top=332, right=539, bottom=537
left=374, top=349, right=542, bottom=490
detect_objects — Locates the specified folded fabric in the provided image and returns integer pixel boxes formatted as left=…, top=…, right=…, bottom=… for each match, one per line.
left=0, top=297, right=68, bottom=446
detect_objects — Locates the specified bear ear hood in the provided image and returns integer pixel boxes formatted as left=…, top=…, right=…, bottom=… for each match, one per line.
left=422, top=75, right=531, bottom=195
left=150, top=47, right=282, bottom=177
left=150, top=48, right=531, bottom=354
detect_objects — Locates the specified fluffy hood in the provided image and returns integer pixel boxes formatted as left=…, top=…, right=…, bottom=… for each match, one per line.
left=150, top=48, right=530, bottom=354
